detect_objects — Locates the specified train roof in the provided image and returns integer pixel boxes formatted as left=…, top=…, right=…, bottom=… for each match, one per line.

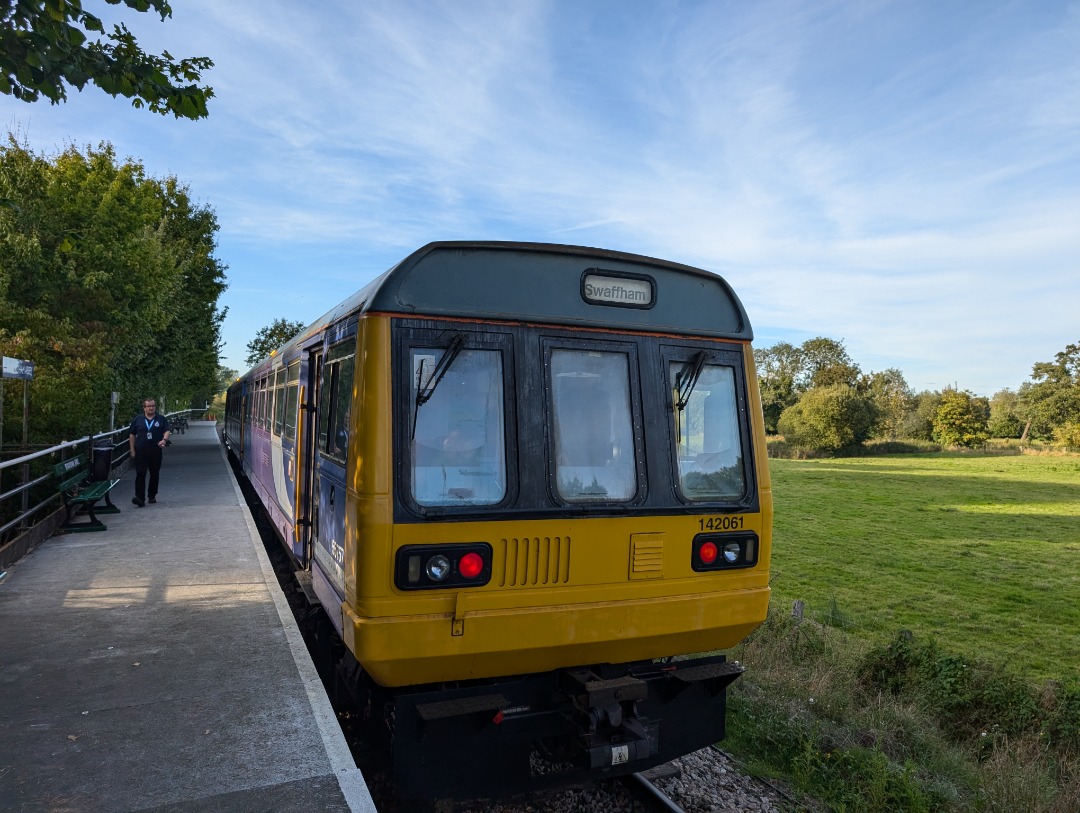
left=251, top=242, right=752, bottom=372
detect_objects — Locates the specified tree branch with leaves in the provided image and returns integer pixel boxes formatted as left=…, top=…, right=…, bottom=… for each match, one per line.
left=244, top=318, right=305, bottom=368
left=0, top=0, right=213, bottom=119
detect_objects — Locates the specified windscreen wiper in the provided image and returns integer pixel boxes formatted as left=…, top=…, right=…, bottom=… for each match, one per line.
left=412, top=333, right=466, bottom=438
left=675, top=351, right=707, bottom=412
left=673, top=351, right=707, bottom=446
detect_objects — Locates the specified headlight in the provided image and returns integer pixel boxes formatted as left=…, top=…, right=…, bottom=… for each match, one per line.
left=425, top=555, right=451, bottom=581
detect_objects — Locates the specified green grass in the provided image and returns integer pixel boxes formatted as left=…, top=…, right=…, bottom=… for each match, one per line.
left=766, top=453, right=1080, bottom=679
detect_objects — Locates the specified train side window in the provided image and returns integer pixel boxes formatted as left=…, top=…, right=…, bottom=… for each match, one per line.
left=318, top=341, right=356, bottom=464
left=669, top=359, right=745, bottom=500
left=255, top=378, right=264, bottom=429
left=549, top=348, right=638, bottom=503
left=261, top=376, right=269, bottom=430
left=410, top=346, right=506, bottom=507
left=283, top=362, right=300, bottom=441
left=273, top=368, right=286, bottom=436
left=317, top=363, right=334, bottom=454
left=330, top=355, right=354, bottom=461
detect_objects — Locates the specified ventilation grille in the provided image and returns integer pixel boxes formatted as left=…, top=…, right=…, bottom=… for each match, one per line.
left=630, top=533, right=664, bottom=579
left=499, top=536, right=571, bottom=586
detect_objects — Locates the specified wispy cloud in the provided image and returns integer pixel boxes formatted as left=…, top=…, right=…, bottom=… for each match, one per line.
left=2, top=0, right=1076, bottom=391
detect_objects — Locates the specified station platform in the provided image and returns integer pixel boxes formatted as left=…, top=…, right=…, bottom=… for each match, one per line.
left=0, top=421, right=376, bottom=813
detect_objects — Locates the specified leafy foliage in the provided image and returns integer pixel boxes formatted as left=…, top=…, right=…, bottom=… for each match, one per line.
left=1052, top=421, right=1080, bottom=449
left=244, top=318, right=305, bottom=367
left=777, top=384, right=876, bottom=454
left=932, top=389, right=989, bottom=448
left=859, top=630, right=1077, bottom=749
left=988, top=388, right=1025, bottom=439
left=801, top=336, right=860, bottom=389
left=863, top=367, right=913, bottom=440
left=0, top=135, right=226, bottom=443
left=0, top=0, right=213, bottom=119
left=755, top=337, right=863, bottom=434
left=755, top=340, right=803, bottom=433
left=215, top=364, right=238, bottom=395
left=757, top=339, right=1080, bottom=449
left=1018, top=342, right=1080, bottom=441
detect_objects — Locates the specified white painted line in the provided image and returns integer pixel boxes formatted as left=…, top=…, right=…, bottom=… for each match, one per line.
left=218, top=440, right=377, bottom=813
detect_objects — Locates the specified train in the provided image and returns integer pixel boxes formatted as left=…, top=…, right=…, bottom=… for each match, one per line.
left=223, top=241, right=772, bottom=803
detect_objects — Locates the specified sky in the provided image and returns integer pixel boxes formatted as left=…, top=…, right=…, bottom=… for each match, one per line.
left=3, top=0, right=1079, bottom=396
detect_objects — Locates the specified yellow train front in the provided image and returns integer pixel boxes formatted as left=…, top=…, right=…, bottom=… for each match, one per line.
left=228, top=242, right=772, bottom=802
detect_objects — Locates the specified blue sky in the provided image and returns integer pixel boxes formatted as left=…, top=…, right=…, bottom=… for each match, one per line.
left=3, top=0, right=1078, bottom=396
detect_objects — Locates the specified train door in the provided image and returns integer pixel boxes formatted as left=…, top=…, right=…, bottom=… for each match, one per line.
left=296, top=348, right=323, bottom=567
left=312, top=340, right=353, bottom=604
left=240, top=385, right=249, bottom=462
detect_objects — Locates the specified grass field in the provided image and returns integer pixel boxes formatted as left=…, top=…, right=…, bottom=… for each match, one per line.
left=766, top=453, right=1080, bottom=680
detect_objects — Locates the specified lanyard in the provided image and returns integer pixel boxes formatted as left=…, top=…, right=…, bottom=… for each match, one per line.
left=146, top=417, right=155, bottom=439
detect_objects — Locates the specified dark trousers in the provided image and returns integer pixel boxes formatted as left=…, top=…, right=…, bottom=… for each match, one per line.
left=134, top=446, right=163, bottom=501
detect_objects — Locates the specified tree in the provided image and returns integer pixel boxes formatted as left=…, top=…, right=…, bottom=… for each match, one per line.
left=988, top=389, right=1024, bottom=439
left=215, top=365, right=238, bottom=395
left=863, top=368, right=912, bottom=440
left=0, top=0, right=213, bottom=119
left=245, top=318, right=305, bottom=367
left=1016, top=342, right=1080, bottom=440
left=932, top=389, right=989, bottom=448
left=754, top=341, right=802, bottom=434
left=901, top=390, right=941, bottom=441
left=1052, top=421, right=1080, bottom=449
left=0, top=135, right=226, bottom=443
left=754, top=337, right=862, bottom=433
left=800, top=337, right=860, bottom=389
left=778, top=385, right=876, bottom=454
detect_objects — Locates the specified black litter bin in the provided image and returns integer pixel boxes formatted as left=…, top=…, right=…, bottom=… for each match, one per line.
left=90, top=443, right=113, bottom=482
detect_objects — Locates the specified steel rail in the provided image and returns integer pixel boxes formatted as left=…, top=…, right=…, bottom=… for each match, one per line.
left=625, top=771, right=687, bottom=813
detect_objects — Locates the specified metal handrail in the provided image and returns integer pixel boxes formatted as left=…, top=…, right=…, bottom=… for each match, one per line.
left=0, top=426, right=128, bottom=474
left=0, top=471, right=53, bottom=503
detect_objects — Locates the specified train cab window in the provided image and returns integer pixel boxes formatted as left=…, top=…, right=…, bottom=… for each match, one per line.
left=670, top=357, right=746, bottom=501
left=273, top=368, right=286, bottom=436
left=410, top=346, right=506, bottom=507
left=550, top=348, right=638, bottom=503
left=283, top=362, right=300, bottom=441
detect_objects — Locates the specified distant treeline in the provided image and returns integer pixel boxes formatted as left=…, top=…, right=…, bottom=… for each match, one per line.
left=756, top=337, right=1080, bottom=454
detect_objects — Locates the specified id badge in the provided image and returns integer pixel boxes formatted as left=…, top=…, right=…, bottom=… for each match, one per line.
left=147, top=431, right=153, bottom=439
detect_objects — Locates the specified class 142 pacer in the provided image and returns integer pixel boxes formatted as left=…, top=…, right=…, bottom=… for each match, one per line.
left=223, top=241, right=773, bottom=805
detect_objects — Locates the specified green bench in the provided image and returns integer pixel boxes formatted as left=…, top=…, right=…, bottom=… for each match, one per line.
left=53, top=454, right=121, bottom=532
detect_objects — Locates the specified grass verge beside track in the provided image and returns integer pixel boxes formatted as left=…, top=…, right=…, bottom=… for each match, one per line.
left=723, top=453, right=1080, bottom=812
left=767, top=453, right=1080, bottom=679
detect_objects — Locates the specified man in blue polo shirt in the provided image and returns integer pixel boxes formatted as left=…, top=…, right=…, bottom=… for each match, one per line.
left=128, top=398, right=172, bottom=507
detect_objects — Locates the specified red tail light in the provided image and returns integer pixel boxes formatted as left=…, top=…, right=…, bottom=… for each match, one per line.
left=698, top=541, right=718, bottom=565
left=459, top=551, right=484, bottom=579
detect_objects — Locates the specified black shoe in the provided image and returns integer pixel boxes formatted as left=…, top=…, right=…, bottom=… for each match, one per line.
left=132, top=497, right=145, bottom=507
left=148, top=498, right=156, bottom=504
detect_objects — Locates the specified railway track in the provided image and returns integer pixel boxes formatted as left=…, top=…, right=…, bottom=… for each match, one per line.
left=237, top=457, right=795, bottom=813
left=623, top=768, right=689, bottom=812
